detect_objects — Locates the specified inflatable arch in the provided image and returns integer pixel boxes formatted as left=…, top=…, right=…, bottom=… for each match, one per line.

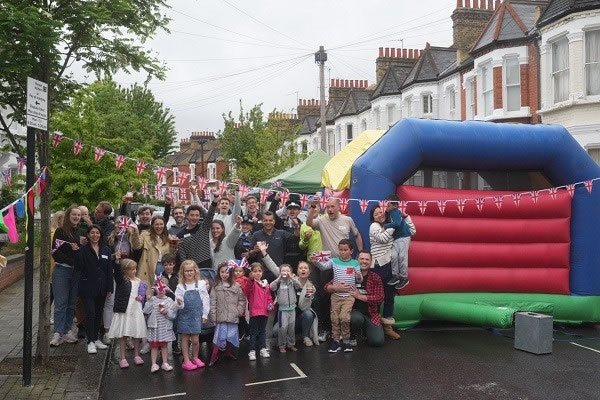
left=349, top=118, right=600, bottom=328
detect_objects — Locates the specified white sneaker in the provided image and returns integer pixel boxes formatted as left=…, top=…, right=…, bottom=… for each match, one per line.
left=303, top=337, right=314, bottom=347
left=94, top=340, right=108, bottom=350
left=49, top=317, right=54, bottom=325
left=50, top=333, right=63, bottom=347
left=150, top=363, right=160, bottom=373
left=259, top=348, right=270, bottom=358
left=140, top=342, right=150, bottom=354
left=101, top=333, right=110, bottom=345
left=63, top=330, right=78, bottom=343
left=87, top=342, right=97, bottom=354
left=248, top=350, right=256, bottom=361
left=161, top=363, right=173, bottom=372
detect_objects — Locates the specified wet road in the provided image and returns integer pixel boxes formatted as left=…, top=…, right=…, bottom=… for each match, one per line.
left=101, top=325, right=600, bottom=400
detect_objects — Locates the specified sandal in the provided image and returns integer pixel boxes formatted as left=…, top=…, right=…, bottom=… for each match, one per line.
left=134, top=356, right=144, bottom=365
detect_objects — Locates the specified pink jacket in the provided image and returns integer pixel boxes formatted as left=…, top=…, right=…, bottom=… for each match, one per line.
left=243, top=279, right=273, bottom=317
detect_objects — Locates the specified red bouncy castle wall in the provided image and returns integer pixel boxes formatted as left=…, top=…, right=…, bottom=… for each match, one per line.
left=397, top=186, right=571, bottom=295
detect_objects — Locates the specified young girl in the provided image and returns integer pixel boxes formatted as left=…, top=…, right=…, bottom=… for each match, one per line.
left=144, top=277, right=178, bottom=373
left=243, top=262, right=274, bottom=361
left=208, top=263, right=246, bottom=367
left=108, top=259, right=147, bottom=368
left=233, top=263, right=249, bottom=340
left=296, top=261, right=319, bottom=347
left=175, top=260, right=210, bottom=371
left=270, top=264, right=301, bottom=353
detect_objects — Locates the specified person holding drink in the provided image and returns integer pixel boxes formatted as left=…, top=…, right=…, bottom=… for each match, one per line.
left=296, top=261, right=319, bottom=347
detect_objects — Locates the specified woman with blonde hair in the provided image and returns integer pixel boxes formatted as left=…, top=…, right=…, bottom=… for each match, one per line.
left=132, top=216, right=172, bottom=294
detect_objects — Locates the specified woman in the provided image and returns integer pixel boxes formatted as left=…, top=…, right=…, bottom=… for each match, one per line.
left=369, top=205, right=401, bottom=340
left=75, top=225, right=113, bottom=354
left=132, top=216, right=171, bottom=295
left=50, top=211, right=65, bottom=319
left=210, top=217, right=242, bottom=270
left=50, top=206, right=83, bottom=346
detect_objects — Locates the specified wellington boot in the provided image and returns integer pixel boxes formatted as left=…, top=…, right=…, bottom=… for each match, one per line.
left=383, top=324, right=401, bottom=340
left=225, top=343, right=237, bottom=360
left=208, top=346, right=220, bottom=367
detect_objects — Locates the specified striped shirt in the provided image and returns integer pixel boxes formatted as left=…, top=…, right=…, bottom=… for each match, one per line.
left=178, top=204, right=217, bottom=268
left=315, top=257, right=360, bottom=298
left=369, top=222, right=395, bottom=267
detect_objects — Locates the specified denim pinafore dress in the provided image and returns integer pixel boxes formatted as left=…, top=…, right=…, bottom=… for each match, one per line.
left=176, top=282, right=202, bottom=334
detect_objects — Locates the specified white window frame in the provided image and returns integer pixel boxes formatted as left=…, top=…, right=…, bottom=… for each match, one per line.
left=468, top=79, right=476, bottom=119
left=335, top=125, right=342, bottom=153
left=189, top=164, right=195, bottom=180
left=207, top=163, right=216, bottom=180
left=422, top=93, right=433, bottom=115
left=360, top=119, right=367, bottom=132
left=481, top=63, right=493, bottom=117
left=346, top=124, right=353, bottom=145
left=504, top=56, right=521, bottom=112
left=585, top=29, right=600, bottom=96
left=328, top=129, right=335, bottom=155
left=172, top=167, right=179, bottom=185
left=387, top=104, right=395, bottom=127
left=447, top=86, right=456, bottom=119
left=374, top=107, right=381, bottom=129
left=405, top=96, right=412, bottom=117
left=551, top=36, right=569, bottom=104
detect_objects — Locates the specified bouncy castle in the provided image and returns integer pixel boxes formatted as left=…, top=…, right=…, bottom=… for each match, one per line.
left=349, top=118, right=600, bottom=328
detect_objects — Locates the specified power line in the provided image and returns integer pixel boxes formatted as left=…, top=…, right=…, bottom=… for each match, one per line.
left=329, top=54, right=374, bottom=82
left=161, top=53, right=307, bottom=62
left=220, top=0, right=312, bottom=50
left=170, top=29, right=309, bottom=51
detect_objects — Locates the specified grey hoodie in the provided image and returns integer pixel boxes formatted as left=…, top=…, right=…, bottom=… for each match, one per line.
left=270, top=276, right=301, bottom=311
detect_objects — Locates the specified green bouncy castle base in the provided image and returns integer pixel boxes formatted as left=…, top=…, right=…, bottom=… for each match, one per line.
left=392, top=293, right=600, bottom=329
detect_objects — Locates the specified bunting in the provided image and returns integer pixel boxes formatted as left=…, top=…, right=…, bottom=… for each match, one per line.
left=136, top=161, right=146, bottom=176
left=17, top=157, right=26, bottom=174
left=94, top=147, right=106, bottom=163
left=51, top=133, right=63, bottom=148
left=115, top=154, right=126, bottom=170
left=359, top=199, right=369, bottom=214
left=73, top=141, right=84, bottom=155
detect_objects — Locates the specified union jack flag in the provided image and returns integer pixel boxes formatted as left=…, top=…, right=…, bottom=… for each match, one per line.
left=511, top=193, right=521, bottom=206
left=312, top=251, right=331, bottom=263
left=239, top=185, right=249, bottom=199
left=154, top=185, right=163, bottom=199
left=52, top=239, right=72, bottom=253
left=73, top=141, right=84, bottom=155
left=2, top=169, right=11, bottom=186
left=300, top=194, right=309, bottom=209
left=94, top=147, right=105, bottom=163
left=359, top=199, right=369, bottom=214
left=379, top=200, right=389, bottom=209
left=339, top=198, right=349, bottom=214
left=585, top=180, right=593, bottom=194
left=399, top=200, right=407, bottom=215
left=418, top=201, right=427, bottom=215
left=197, top=176, right=207, bottom=191
left=16, top=157, right=26, bottom=174
left=51, top=133, right=63, bottom=148
left=273, top=180, right=282, bottom=188
left=457, top=199, right=466, bottom=214
left=259, top=188, right=270, bottom=204
left=549, top=187, right=558, bottom=200
left=493, top=196, right=503, bottom=210
left=155, top=167, right=167, bottom=183
left=117, top=216, right=135, bottom=233
left=153, top=274, right=170, bottom=294
left=115, top=154, right=126, bottom=170
left=177, top=172, right=190, bottom=187
left=227, top=258, right=250, bottom=271
left=437, top=200, right=447, bottom=215
left=218, top=180, right=228, bottom=194
left=529, top=191, right=539, bottom=204
left=279, top=191, right=289, bottom=205
left=474, top=198, right=485, bottom=212
left=141, top=183, right=149, bottom=197
left=179, top=187, right=188, bottom=202
left=319, top=196, right=329, bottom=211
left=566, top=184, right=575, bottom=198
left=136, top=161, right=146, bottom=176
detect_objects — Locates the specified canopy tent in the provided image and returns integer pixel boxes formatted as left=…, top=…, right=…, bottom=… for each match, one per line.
left=260, top=149, right=330, bottom=193
left=321, top=129, right=386, bottom=191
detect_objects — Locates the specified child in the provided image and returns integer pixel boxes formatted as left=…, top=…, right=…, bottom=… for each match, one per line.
left=296, top=261, right=319, bottom=347
left=208, top=263, right=247, bottom=366
left=270, top=264, right=302, bottom=353
left=175, top=260, right=210, bottom=371
left=313, top=239, right=362, bottom=353
left=385, top=194, right=417, bottom=289
left=243, top=262, right=274, bottom=360
left=233, top=262, right=250, bottom=341
left=144, top=276, right=178, bottom=373
left=160, top=254, right=180, bottom=354
left=108, top=259, right=148, bottom=368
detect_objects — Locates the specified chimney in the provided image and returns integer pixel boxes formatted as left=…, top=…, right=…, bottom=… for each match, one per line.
left=451, top=0, right=495, bottom=65
left=375, top=47, right=419, bottom=84
left=297, top=97, right=321, bottom=121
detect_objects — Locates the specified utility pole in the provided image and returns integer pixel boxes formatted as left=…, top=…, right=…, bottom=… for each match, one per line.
left=315, top=46, right=327, bottom=152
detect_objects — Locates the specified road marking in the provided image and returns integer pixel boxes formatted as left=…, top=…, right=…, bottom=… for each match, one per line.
left=570, top=342, right=600, bottom=354
left=134, top=393, right=187, bottom=400
left=245, top=363, right=307, bottom=386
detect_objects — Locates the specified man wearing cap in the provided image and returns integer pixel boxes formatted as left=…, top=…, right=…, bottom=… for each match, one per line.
left=268, top=193, right=304, bottom=272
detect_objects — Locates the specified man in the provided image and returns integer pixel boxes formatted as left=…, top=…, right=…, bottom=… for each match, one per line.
left=82, top=201, right=115, bottom=241
left=214, top=188, right=241, bottom=234
left=119, top=195, right=173, bottom=232
left=269, top=193, right=304, bottom=271
left=307, top=197, right=363, bottom=340
left=168, top=205, right=186, bottom=237
left=333, top=250, right=385, bottom=347
left=249, top=211, right=299, bottom=283
left=244, top=195, right=263, bottom=232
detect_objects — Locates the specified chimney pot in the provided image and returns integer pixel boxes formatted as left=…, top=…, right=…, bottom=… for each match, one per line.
left=355, top=79, right=359, bottom=88
left=402, top=48, right=407, bottom=57
left=487, top=0, right=493, bottom=9
left=379, top=47, right=383, bottom=57
left=351, top=80, right=355, bottom=88
left=316, top=100, right=319, bottom=105
left=312, top=99, right=316, bottom=106
left=390, top=48, right=396, bottom=57
left=330, top=79, right=335, bottom=87
left=397, top=48, right=402, bottom=57
left=408, top=49, right=414, bottom=58
left=345, top=79, right=349, bottom=87
left=384, top=48, right=390, bottom=57
left=465, top=0, right=471, bottom=7
left=456, top=0, right=463, bottom=7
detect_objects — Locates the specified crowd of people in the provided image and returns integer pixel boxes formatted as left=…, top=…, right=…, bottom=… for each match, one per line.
left=49, top=185, right=416, bottom=373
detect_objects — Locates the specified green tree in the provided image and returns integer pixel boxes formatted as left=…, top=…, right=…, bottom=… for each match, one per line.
left=219, top=103, right=302, bottom=186
left=0, top=0, right=170, bottom=366
left=51, top=81, right=172, bottom=209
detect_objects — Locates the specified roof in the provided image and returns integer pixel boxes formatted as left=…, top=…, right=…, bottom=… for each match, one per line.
left=335, top=90, right=372, bottom=118
left=299, top=115, right=319, bottom=135
left=538, top=0, right=600, bottom=26
left=317, top=99, right=344, bottom=126
left=260, top=149, right=331, bottom=193
left=472, top=1, right=547, bottom=53
left=207, top=148, right=220, bottom=163
left=401, top=46, right=456, bottom=89
left=371, top=65, right=414, bottom=100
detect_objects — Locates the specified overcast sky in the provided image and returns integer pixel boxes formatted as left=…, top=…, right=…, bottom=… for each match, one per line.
left=101, top=0, right=456, bottom=142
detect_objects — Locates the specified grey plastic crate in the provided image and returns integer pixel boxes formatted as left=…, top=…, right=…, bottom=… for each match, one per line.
left=514, top=312, right=553, bottom=354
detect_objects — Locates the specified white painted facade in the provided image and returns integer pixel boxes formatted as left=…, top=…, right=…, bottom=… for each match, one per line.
left=538, top=9, right=600, bottom=156
left=370, top=96, right=402, bottom=130
left=400, top=82, right=439, bottom=119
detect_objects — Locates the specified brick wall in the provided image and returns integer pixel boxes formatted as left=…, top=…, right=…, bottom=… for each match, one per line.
left=527, top=42, right=540, bottom=123
left=493, top=66, right=503, bottom=110
left=452, top=6, right=495, bottom=64
left=0, top=255, right=26, bottom=292
left=460, top=73, right=467, bottom=120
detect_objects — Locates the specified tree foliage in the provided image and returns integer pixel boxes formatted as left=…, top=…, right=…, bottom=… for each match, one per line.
left=219, top=103, right=304, bottom=186
left=51, top=80, right=174, bottom=209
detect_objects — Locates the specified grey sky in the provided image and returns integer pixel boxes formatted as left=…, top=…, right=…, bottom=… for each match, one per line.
left=107, top=0, right=455, bottom=141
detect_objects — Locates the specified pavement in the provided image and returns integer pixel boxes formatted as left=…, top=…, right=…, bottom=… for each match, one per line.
left=0, top=268, right=109, bottom=400
left=101, top=323, right=600, bottom=400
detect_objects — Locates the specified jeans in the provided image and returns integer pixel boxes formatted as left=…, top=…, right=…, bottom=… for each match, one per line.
left=83, top=295, right=106, bottom=343
left=350, top=310, right=384, bottom=347
left=248, top=316, right=268, bottom=352
left=52, top=264, right=80, bottom=335
left=373, top=262, right=396, bottom=319
left=296, top=309, right=314, bottom=338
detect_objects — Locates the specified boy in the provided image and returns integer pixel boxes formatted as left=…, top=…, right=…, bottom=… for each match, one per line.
left=160, top=253, right=180, bottom=354
left=385, top=194, right=416, bottom=290
left=270, top=265, right=302, bottom=353
left=313, top=239, right=362, bottom=353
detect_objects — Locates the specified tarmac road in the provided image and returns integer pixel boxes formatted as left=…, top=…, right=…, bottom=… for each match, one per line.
left=101, top=324, right=600, bottom=400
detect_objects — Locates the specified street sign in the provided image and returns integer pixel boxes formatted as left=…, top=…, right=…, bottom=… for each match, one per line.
left=26, top=77, right=48, bottom=130
left=26, top=114, right=47, bottom=131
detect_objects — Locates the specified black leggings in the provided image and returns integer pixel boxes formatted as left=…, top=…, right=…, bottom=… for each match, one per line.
left=82, top=295, right=106, bottom=343
left=248, top=316, right=268, bottom=352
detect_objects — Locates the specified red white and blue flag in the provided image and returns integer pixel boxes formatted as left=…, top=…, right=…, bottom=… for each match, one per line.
left=115, top=154, right=126, bottom=170
left=16, top=157, right=26, bottom=174
left=94, top=147, right=105, bottom=163
left=312, top=251, right=331, bottom=263
left=339, top=198, right=349, bottom=214
left=52, top=133, right=63, bottom=148
left=155, top=167, right=167, bottom=184
left=136, top=161, right=146, bottom=176
left=73, top=141, right=84, bottom=155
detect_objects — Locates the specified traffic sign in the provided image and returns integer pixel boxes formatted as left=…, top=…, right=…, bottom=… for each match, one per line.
left=26, top=77, right=48, bottom=129
left=26, top=114, right=47, bottom=131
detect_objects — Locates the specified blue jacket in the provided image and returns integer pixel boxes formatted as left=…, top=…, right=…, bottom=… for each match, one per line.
left=384, top=208, right=412, bottom=239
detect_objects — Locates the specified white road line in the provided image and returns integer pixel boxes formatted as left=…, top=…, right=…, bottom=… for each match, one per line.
left=570, top=342, right=600, bottom=354
left=245, top=363, right=307, bottom=386
left=134, top=393, right=187, bottom=400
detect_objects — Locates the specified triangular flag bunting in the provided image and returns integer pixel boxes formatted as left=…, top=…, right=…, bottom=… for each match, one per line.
left=115, top=154, right=126, bottom=170
left=300, top=194, right=309, bottom=209
left=280, top=191, right=290, bottom=206
left=399, top=201, right=407, bottom=215
left=51, top=133, right=63, bottom=148
left=418, top=201, right=427, bottom=215
left=17, top=157, right=26, bottom=174
left=155, top=167, right=167, bottom=183
left=141, top=183, right=149, bottom=197
left=94, top=147, right=105, bottom=163
left=549, top=187, right=558, bottom=200
left=359, top=199, right=369, bottom=214
left=218, top=180, right=228, bottom=194
left=136, top=161, right=146, bottom=176
left=177, top=172, right=190, bottom=187
left=475, top=198, right=485, bottom=212
left=437, top=200, right=446, bottom=215
left=197, top=176, right=207, bottom=191
left=179, top=188, right=188, bottom=202
left=239, top=185, right=249, bottom=199
left=379, top=200, right=389, bottom=209
left=340, top=198, right=349, bottom=214
left=511, top=193, right=521, bottom=206
left=584, top=180, right=593, bottom=194
left=259, top=188, right=269, bottom=204
left=4, top=205, right=19, bottom=243
left=494, top=196, right=503, bottom=210
left=530, top=191, right=539, bottom=204
left=566, top=184, right=575, bottom=198
left=154, top=185, right=162, bottom=199
left=457, top=199, right=466, bottom=214
left=73, top=141, right=84, bottom=155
